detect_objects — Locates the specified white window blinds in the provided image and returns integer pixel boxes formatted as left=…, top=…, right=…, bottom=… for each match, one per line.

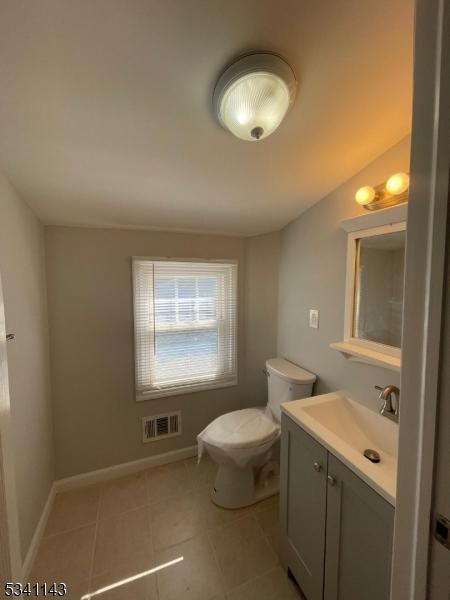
left=133, top=259, right=238, bottom=399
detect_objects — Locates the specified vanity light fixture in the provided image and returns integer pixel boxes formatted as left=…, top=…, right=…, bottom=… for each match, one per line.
left=213, top=52, right=297, bottom=141
left=355, top=172, right=410, bottom=211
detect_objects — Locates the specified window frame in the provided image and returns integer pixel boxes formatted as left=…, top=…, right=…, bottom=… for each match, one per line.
left=132, top=256, right=238, bottom=401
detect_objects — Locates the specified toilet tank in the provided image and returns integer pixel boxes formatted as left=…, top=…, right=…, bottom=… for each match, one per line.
left=266, top=357, right=316, bottom=422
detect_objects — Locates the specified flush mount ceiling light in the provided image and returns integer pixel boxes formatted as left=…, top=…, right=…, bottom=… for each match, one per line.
left=213, top=52, right=297, bottom=141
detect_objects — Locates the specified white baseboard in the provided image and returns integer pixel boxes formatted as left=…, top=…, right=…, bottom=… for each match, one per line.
left=21, top=482, right=56, bottom=582
left=54, top=445, right=198, bottom=492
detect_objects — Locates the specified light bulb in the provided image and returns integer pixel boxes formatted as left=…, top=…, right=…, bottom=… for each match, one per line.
left=355, top=186, right=376, bottom=206
left=386, top=172, right=409, bottom=196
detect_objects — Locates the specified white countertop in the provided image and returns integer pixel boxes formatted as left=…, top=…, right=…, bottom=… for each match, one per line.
left=281, top=392, right=398, bottom=506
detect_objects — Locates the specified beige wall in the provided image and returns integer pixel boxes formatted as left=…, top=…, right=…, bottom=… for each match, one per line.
left=44, top=137, right=411, bottom=483
left=278, top=135, right=411, bottom=411
left=0, top=173, right=54, bottom=560
left=244, top=232, right=280, bottom=407
left=0, top=134, right=412, bottom=557
left=46, top=227, right=274, bottom=478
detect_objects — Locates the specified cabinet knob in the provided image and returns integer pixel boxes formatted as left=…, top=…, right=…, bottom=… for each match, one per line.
left=313, top=462, right=322, bottom=472
left=327, top=475, right=337, bottom=486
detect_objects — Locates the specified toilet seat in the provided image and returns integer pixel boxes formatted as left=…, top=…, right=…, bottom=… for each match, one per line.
left=200, top=408, right=280, bottom=450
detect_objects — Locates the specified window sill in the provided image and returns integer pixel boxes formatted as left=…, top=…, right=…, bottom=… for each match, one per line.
left=136, top=378, right=238, bottom=401
left=330, top=341, right=401, bottom=372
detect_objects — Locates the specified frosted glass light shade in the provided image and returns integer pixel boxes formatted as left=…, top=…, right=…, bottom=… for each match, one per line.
left=219, top=72, right=290, bottom=141
left=213, top=53, right=297, bottom=142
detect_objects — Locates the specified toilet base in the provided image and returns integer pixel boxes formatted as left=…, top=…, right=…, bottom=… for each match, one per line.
left=211, top=463, right=280, bottom=509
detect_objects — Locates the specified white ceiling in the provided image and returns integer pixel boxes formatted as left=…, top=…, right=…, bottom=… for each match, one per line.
left=0, top=0, right=413, bottom=236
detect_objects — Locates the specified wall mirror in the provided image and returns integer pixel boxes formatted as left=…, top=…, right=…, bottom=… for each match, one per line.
left=354, top=229, right=405, bottom=349
left=331, top=205, right=407, bottom=372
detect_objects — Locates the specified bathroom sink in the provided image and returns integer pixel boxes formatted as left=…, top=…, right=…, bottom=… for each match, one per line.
left=281, top=392, right=398, bottom=505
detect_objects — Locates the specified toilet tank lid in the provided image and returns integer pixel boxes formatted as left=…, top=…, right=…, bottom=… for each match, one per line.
left=266, top=358, right=316, bottom=384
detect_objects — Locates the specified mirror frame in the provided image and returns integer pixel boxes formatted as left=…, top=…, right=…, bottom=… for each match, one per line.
left=343, top=221, right=406, bottom=360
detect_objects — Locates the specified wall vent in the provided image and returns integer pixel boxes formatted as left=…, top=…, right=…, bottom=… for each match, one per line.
left=142, top=412, right=182, bottom=443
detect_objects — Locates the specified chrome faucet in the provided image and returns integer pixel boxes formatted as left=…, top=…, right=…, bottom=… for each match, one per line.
left=375, top=385, right=400, bottom=423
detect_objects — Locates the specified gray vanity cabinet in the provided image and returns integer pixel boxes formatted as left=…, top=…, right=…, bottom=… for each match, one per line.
left=324, top=454, right=394, bottom=600
left=280, top=413, right=328, bottom=600
left=280, top=414, right=395, bottom=600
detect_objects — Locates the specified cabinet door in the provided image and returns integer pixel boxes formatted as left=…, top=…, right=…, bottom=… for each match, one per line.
left=280, top=414, right=328, bottom=600
left=324, top=455, right=395, bottom=600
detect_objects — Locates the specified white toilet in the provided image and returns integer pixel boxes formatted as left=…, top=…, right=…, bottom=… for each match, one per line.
left=197, top=357, right=316, bottom=509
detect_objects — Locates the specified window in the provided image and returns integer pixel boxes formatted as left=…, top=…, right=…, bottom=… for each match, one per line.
left=132, top=258, right=238, bottom=399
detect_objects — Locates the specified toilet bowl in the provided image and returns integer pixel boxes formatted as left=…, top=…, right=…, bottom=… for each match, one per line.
left=197, top=358, right=316, bottom=508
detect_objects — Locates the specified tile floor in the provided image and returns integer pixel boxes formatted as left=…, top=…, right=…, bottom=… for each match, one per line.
left=30, top=456, right=302, bottom=600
